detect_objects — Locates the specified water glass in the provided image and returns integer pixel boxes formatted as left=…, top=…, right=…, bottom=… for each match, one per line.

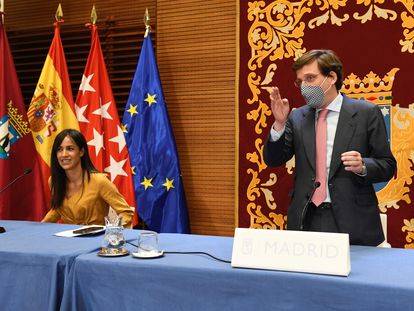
left=137, top=231, right=159, bottom=254
left=102, top=216, right=126, bottom=253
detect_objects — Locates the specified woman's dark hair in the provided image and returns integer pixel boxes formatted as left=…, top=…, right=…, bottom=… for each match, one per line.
left=50, top=129, right=98, bottom=209
left=292, top=49, right=343, bottom=91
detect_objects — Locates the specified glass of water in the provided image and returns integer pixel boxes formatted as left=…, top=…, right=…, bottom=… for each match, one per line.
left=102, top=216, right=126, bottom=254
left=137, top=231, right=159, bottom=255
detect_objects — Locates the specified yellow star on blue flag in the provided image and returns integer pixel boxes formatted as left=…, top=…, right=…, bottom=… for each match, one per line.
left=140, top=176, right=153, bottom=190
left=144, top=93, right=157, bottom=106
left=162, top=178, right=175, bottom=191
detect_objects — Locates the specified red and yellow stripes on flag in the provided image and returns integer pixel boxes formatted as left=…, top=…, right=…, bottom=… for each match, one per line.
left=27, top=21, right=79, bottom=200
left=75, top=24, right=137, bottom=225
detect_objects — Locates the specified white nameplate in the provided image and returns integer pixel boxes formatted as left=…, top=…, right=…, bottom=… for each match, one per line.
left=231, top=228, right=350, bottom=276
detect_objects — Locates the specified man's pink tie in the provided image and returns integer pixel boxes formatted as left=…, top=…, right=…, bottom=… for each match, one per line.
left=312, top=109, right=329, bottom=206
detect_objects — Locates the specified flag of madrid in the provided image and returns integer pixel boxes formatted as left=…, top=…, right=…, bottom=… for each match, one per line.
left=75, top=24, right=137, bottom=224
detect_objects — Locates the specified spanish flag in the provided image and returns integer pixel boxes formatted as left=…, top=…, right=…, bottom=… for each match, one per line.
left=27, top=20, right=79, bottom=205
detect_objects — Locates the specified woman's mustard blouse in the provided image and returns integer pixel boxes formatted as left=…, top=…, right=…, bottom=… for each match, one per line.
left=42, top=173, right=134, bottom=228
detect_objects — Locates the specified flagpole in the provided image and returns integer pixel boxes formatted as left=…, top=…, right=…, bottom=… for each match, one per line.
left=123, top=9, right=190, bottom=232
left=144, top=8, right=151, bottom=38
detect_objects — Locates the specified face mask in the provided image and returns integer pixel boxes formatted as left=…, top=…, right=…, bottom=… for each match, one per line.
left=300, top=76, right=331, bottom=109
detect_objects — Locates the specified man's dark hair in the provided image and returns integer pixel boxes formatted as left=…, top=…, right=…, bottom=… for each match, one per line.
left=293, top=49, right=343, bottom=91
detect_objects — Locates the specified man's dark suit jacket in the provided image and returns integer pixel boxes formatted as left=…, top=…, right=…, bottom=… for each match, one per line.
left=263, top=94, right=396, bottom=246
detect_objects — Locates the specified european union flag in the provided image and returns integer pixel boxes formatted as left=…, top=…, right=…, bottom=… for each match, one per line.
left=123, top=33, right=190, bottom=233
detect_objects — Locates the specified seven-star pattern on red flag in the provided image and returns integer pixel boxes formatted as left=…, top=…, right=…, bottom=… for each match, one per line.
left=75, top=24, right=137, bottom=223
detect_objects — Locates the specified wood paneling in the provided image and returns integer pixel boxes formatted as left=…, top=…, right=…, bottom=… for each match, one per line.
left=157, top=0, right=237, bottom=236
left=3, top=2, right=156, bottom=28
left=5, top=1, right=155, bottom=111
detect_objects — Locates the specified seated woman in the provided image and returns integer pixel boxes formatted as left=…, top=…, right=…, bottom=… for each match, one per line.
left=42, top=129, right=134, bottom=228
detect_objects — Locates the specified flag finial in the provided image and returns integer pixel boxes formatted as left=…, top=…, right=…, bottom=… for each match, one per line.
left=91, top=5, right=97, bottom=25
left=55, top=4, right=63, bottom=21
left=144, top=8, right=151, bottom=38
left=1, top=0, right=5, bottom=24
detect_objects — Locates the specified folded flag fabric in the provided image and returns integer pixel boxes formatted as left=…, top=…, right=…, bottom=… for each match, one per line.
left=0, top=21, right=48, bottom=220
left=75, top=23, right=137, bottom=225
left=27, top=20, right=80, bottom=204
left=122, top=32, right=190, bottom=233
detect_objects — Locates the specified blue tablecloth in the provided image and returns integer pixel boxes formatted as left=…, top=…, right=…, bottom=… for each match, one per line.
left=61, top=231, right=414, bottom=311
left=2, top=221, right=414, bottom=311
left=0, top=221, right=103, bottom=311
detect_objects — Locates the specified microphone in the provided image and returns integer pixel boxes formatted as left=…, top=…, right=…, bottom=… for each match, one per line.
left=0, top=168, right=32, bottom=234
left=299, top=181, right=321, bottom=230
left=0, top=167, right=32, bottom=195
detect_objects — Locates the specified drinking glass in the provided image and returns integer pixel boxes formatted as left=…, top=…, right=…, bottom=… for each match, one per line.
left=137, top=231, right=159, bottom=254
left=102, top=216, right=126, bottom=254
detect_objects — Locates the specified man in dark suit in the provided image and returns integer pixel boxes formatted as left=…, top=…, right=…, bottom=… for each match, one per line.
left=263, top=49, right=396, bottom=246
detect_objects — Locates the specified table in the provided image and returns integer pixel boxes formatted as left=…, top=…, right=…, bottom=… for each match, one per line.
left=0, top=220, right=103, bottom=311
left=2, top=221, right=414, bottom=311
left=61, top=232, right=414, bottom=311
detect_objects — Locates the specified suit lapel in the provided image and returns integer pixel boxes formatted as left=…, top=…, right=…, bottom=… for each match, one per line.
left=302, top=108, right=316, bottom=171
left=329, top=95, right=357, bottom=179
